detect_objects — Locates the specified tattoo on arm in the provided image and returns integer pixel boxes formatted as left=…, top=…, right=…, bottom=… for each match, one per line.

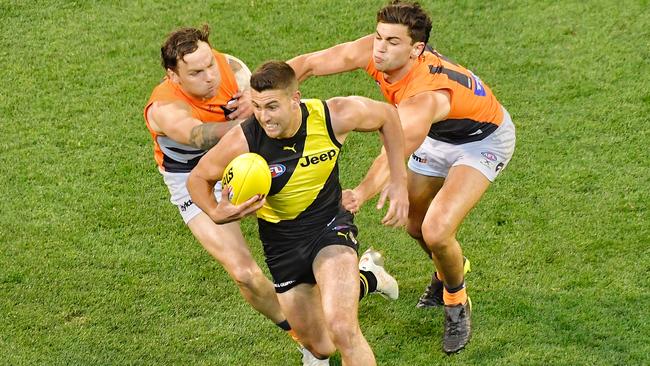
left=188, top=120, right=241, bottom=150
left=189, top=124, right=222, bottom=150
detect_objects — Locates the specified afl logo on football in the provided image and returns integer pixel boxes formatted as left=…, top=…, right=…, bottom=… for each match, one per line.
left=269, top=164, right=286, bottom=178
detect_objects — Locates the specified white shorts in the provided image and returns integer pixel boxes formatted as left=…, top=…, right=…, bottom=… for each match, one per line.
left=160, top=169, right=222, bottom=224
left=407, top=107, right=516, bottom=182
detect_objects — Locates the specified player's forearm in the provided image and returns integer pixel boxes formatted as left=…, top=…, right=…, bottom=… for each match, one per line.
left=379, top=114, right=408, bottom=187
left=354, top=153, right=390, bottom=204
left=187, top=173, right=220, bottom=219
left=188, top=121, right=239, bottom=150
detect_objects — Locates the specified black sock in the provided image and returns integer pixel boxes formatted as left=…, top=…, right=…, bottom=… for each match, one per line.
left=359, top=270, right=378, bottom=300
left=276, top=319, right=291, bottom=331
left=433, top=271, right=442, bottom=283
left=444, top=282, right=465, bottom=294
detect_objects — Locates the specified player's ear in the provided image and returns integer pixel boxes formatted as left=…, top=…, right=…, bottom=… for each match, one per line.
left=291, top=89, right=301, bottom=107
left=411, top=42, right=425, bottom=58
left=167, top=68, right=180, bottom=84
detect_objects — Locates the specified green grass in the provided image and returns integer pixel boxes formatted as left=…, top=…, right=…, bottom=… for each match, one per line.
left=1, top=0, right=648, bottom=365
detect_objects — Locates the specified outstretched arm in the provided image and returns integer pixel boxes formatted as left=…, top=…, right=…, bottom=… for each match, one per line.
left=148, top=100, right=241, bottom=150
left=327, top=96, right=408, bottom=227
left=187, top=125, right=264, bottom=224
left=287, top=35, right=373, bottom=82
left=347, top=90, right=451, bottom=210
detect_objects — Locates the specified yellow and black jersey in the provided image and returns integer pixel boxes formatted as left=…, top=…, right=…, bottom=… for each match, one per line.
left=241, top=99, right=343, bottom=242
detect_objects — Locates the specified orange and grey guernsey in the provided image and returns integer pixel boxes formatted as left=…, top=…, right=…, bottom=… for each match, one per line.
left=144, top=50, right=239, bottom=172
left=241, top=99, right=342, bottom=242
left=366, top=48, right=503, bottom=144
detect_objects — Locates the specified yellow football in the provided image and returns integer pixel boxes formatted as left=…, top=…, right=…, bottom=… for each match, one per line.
left=222, top=153, right=271, bottom=205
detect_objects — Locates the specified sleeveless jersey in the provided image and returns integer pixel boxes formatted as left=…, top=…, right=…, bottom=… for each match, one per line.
left=241, top=99, right=342, bottom=242
left=144, top=50, right=239, bottom=172
left=366, top=48, right=503, bottom=144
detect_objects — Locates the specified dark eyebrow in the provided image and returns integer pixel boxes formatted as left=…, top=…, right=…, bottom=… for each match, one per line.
left=252, top=100, right=280, bottom=108
left=375, top=31, right=402, bottom=42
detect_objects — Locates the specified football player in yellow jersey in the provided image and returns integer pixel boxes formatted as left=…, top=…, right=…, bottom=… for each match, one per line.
left=188, top=61, right=408, bottom=366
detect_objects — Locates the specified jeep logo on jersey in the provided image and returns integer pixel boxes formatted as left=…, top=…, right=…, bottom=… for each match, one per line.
left=299, top=149, right=337, bottom=167
left=269, top=164, right=286, bottom=178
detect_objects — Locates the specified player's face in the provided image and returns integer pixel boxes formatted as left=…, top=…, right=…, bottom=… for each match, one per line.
left=169, top=41, right=222, bottom=100
left=373, top=22, right=421, bottom=73
left=251, top=87, right=301, bottom=139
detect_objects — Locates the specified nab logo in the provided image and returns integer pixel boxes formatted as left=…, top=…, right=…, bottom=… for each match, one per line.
left=269, top=164, right=286, bottom=178
left=299, top=149, right=337, bottom=167
left=283, top=144, right=297, bottom=153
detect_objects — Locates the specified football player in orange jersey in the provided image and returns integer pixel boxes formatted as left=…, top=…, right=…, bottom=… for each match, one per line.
left=288, top=1, right=516, bottom=354
left=143, top=25, right=297, bottom=349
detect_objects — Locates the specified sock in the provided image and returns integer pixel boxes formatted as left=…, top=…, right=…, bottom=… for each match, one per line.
left=443, top=282, right=467, bottom=305
left=433, top=271, right=444, bottom=282
left=359, top=270, right=378, bottom=300
left=276, top=319, right=291, bottom=331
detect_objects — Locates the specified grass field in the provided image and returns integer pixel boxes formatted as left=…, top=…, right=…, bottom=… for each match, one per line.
left=1, top=0, right=649, bottom=365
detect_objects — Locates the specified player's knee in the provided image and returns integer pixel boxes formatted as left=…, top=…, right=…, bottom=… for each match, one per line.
left=326, top=317, right=359, bottom=349
left=230, top=265, right=262, bottom=290
left=421, top=219, right=454, bottom=251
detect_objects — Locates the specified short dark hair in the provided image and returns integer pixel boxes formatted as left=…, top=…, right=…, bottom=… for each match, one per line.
left=377, top=1, right=432, bottom=44
left=160, top=24, right=211, bottom=71
left=250, top=61, right=298, bottom=93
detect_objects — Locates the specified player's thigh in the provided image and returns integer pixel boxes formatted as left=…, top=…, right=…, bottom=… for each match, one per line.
left=407, top=170, right=444, bottom=225
left=425, top=165, right=491, bottom=234
left=313, top=245, right=360, bottom=324
left=187, top=213, right=257, bottom=270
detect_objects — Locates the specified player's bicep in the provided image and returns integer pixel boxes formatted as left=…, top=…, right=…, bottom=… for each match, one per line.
left=328, top=96, right=396, bottom=138
left=397, top=91, right=450, bottom=154
left=150, top=101, right=201, bottom=144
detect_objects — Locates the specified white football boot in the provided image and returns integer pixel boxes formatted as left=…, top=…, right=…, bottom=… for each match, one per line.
left=299, top=347, right=330, bottom=366
left=359, top=247, right=399, bottom=300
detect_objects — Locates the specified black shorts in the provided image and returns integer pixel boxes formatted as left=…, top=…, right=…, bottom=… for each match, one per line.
left=261, top=210, right=359, bottom=293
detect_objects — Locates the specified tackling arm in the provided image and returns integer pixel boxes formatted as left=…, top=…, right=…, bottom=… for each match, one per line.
left=287, top=35, right=373, bottom=82
left=350, top=90, right=451, bottom=207
left=328, top=96, right=408, bottom=227
left=148, top=100, right=241, bottom=150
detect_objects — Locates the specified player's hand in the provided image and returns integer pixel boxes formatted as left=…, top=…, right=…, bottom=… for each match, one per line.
left=211, top=185, right=265, bottom=224
left=226, top=90, right=253, bottom=121
left=377, top=182, right=408, bottom=228
left=342, top=188, right=362, bottom=213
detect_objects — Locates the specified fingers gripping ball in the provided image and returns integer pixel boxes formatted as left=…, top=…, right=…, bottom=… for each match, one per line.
left=222, top=153, right=271, bottom=205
